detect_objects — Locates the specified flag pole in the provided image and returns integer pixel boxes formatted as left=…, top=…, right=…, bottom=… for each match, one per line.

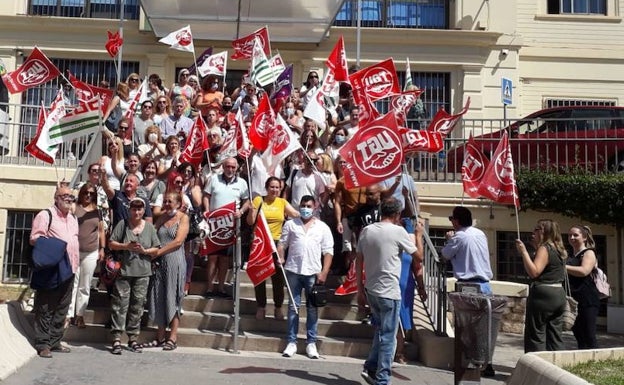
left=116, top=0, right=125, bottom=83
left=356, top=0, right=361, bottom=68
left=232, top=216, right=242, bottom=353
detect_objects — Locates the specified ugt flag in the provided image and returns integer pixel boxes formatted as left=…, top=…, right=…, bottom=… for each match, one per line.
left=231, top=26, right=270, bottom=60
left=159, top=25, right=194, bottom=53
left=200, top=202, right=237, bottom=256
left=2, top=47, right=61, bottom=94
left=462, top=134, right=490, bottom=199
left=477, top=131, right=520, bottom=207
left=246, top=210, right=277, bottom=286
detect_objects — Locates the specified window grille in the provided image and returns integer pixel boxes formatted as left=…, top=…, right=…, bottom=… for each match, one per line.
left=3, top=211, right=37, bottom=283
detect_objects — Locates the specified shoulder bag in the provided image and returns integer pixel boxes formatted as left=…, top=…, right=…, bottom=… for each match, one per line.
left=562, top=262, right=578, bottom=332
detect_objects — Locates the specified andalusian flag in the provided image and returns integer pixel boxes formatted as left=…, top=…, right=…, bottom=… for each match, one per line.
left=251, top=37, right=276, bottom=86
left=47, top=97, right=100, bottom=145
left=404, top=57, right=413, bottom=91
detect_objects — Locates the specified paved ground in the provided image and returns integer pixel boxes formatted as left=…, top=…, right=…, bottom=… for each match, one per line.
left=4, top=331, right=623, bottom=385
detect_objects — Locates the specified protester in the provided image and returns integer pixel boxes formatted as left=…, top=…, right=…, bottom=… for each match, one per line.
left=30, top=185, right=80, bottom=358
left=100, top=136, right=124, bottom=191
left=145, top=192, right=189, bottom=351
left=356, top=197, right=423, bottom=384
left=108, top=198, right=160, bottom=354
left=282, top=151, right=326, bottom=213
left=247, top=176, right=299, bottom=320
left=160, top=96, right=194, bottom=146
left=137, top=125, right=167, bottom=163
left=279, top=195, right=333, bottom=359
left=566, top=225, right=600, bottom=349
left=134, top=99, right=154, bottom=145
left=516, top=219, right=567, bottom=353
left=137, top=159, right=166, bottom=208
left=101, top=170, right=152, bottom=228
left=68, top=182, right=105, bottom=329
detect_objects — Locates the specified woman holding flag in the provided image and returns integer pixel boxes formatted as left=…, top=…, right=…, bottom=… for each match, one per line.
left=246, top=176, right=299, bottom=320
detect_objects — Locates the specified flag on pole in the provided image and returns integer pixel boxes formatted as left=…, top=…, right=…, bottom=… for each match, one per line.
left=235, top=109, right=251, bottom=158
left=326, top=36, right=349, bottom=82
left=67, top=72, right=114, bottom=112
left=188, top=47, right=213, bottom=75
left=462, top=134, right=490, bottom=199
left=248, top=95, right=275, bottom=152
left=159, top=25, right=194, bottom=53
left=270, top=64, right=293, bottom=101
left=246, top=209, right=277, bottom=286
left=1, top=47, right=61, bottom=94
left=261, top=113, right=303, bottom=174
left=47, top=97, right=101, bottom=145
left=25, top=90, right=66, bottom=163
left=476, top=131, right=520, bottom=207
left=198, top=51, right=228, bottom=77
left=250, top=37, right=277, bottom=86
left=404, top=58, right=413, bottom=91
left=180, top=115, right=209, bottom=170
left=269, top=53, right=286, bottom=78
left=427, top=97, right=471, bottom=137
left=398, top=127, right=444, bottom=154
left=105, top=30, right=123, bottom=58
left=231, top=26, right=270, bottom=60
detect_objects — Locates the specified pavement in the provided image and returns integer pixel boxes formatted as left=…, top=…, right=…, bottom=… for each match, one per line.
left=3, top=331, right=623, bottom=385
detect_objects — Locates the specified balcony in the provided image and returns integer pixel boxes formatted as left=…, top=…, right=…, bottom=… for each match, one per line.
left=28, top=0, right=140, bottom=19
left=333, top=0, right=448, bottom=29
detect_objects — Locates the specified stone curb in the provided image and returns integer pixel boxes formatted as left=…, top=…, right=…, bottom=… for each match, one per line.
left=0, top=302, right=36, bottom=381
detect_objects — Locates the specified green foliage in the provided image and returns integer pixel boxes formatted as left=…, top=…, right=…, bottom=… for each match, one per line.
left=516, top=169, right=624, bottom=226
left=564, top=358, right=624, bottom=385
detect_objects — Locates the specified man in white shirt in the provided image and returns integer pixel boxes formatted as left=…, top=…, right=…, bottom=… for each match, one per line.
left=160, top=96, right=194, bottom=147
left=278, top=195, right=333, bottom=359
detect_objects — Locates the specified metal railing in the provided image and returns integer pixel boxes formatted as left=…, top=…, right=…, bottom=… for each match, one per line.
left=421, top=226, right=448, bottom=336
left=334, top=0, right=448, bottom=29
left=28, top=0, right=140, bottom=19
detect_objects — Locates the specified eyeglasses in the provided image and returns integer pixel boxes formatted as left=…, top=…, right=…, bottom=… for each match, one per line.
left=56, top=194, right=74, bottom=200
left=181, top=73, right=189, bottom=77
left=86, top=191, right=97, bottom=196
left=174, top=180, right=184, bottom=185
left=142, top=105, right=153, bottom=109
left=89, top=168, right=100, bottom=173
left=157, top=101, right=167, bottom=105
left=163, top=199, right=176, bottom=204
left=310, top=158, right=320, bottom=162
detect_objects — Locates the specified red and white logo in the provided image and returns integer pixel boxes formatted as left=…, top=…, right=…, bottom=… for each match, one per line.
left=205, top=204, right=235, bottom=247
left=269, top=124, right=290, bottom=155
left=352, top=120, right=402, bottom=179
left=492, top=148, right=515, bottom=186
left=362, top=67, right=394, bottom=100
left=18, top=59, right=51, bottom=87
left=176, top=30, right=192, bottom=47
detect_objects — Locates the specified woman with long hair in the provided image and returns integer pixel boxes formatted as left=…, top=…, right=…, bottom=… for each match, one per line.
left=67, top=182, right=105, bottom=329
left=126, top=72, right=141, bottom=100
left=137, top=125, right=167, bottom=163
left=153, top=96, right=172, bottom=127
left=138, top=159, right=166, bottom=208
left=145, top=191, right=189, bottom=351
left=196, top=75, right=224, bottom=117
left=115, top=118, right=136, bottom=158
left=516, top=219, right=567, bottom=353
left=299, top=71, right=320, bottom=109
left=103, top=82, right=131, bottom=131
left=157, top=136, right=182, bottom=178
left=325, top=127, right=348, bottom=161
left=168, top=68, right=195, bottom=117
left=566, top=225, right=601, bottom=349
left=299, top=123, right=323, bottom=154
left=153, top=171, right=193, bottom=218
left=247, top=176, right=299, bottom=320
left=100, top=136, right=124, bottom=191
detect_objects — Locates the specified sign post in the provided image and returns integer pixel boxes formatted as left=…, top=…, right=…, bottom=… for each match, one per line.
left=501, top=77, right=513, bottom=129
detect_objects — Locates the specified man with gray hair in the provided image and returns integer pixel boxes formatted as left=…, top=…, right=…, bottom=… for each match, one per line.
left=356, top=197, right=423, bottom=385
left=160, top=95, right=194, bottom=147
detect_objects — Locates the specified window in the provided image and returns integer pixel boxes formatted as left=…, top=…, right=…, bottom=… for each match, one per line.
left=545, top=98, right=616, bottom=108
left=29, top=0, right=139, bottom=19
left=334, top=0, right=448, bottom=29
left=547, top=0, right=607, bottom=15
left=3, top=211, right=37, bottom=283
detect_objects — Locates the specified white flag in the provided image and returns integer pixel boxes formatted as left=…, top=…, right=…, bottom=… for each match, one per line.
left=303, top=68, right=339, bottom=129
left=159, top=25, right=194, bottom=53
left=36, top=90, right=66, bottom=159
left=404, top=57, right=413, bottom=91
left=261, top=113, right=302, bottom=174
left=251, top=37, right=276, bottom=86
left=47, top=98, right=100, bottom=145
left=269, top=53, right=286, bottom=78
left=198, top=51, right=228, bottom=77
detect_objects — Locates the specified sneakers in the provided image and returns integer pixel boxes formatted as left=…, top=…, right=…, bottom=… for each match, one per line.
left=361, top=314, right=372, bottom=325
left=282, top=342, right=297, bottom=357
left=305, top=343, right=319, bottom=359
left=360, top=368, right=376, bottom=385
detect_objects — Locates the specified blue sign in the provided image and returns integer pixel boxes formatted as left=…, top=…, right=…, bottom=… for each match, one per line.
left=501, top=77, right=513, bottom=105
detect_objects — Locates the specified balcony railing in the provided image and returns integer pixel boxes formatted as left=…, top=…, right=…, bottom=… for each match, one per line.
left=28, top=0, right=140, bottom=19
left=334, top=0, right=448, bottom=29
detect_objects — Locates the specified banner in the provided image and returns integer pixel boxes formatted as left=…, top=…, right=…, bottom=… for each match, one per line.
left=326, top=36, right=349, bottom=82
left=390, top=89, right=424, bottom=126
left=188, top=47, right=213, bottom=75
left=398, top=127, right=444, bottom=154
left=348, top=58, right=400, bottom=102
left=477, top=131, right=520, bottom=207
left=159, top=25, right=194, bottom=53
left=248, top=95, right=275, bottom=151
left=68, top=72, right=114, bottom=112
left=47, top=98, right=100, bottom=145
left=250, top=37, right=276, bottom=86
left=270, top=64, right=293, bottom=101
left=338, top=113, right=404, bottom=189
left=180, top=115, right=209, bottom=169
left=201, top=202, right=237, bottom=255
left=261, top=113, right=303, bottom=174
left=198, top=51, right=227, bottom=77
left=231, top=26, right=270, bottom=60
left=246, top=210, right=277, bottom=286
left=427, top=97, right=471, bottom=137
left=105, top=30, right=123, bottom=58
left=462, top=134, right=490, bottom=199
left=25, top=91, right=66, bottom=163
left=269, top=53, right=286, bottom=78
left=1, top=47, right=61, bottom=94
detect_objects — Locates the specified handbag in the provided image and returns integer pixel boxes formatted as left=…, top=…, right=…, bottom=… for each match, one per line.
left=592, top=265, right=611, bottom=299
left=309, top=284, right=328, bottom=308
left=563, top=264, right=578, bottom=332
left=105, top=103, right=122, bottom=131
left=186, top=209, right=205, bottom=242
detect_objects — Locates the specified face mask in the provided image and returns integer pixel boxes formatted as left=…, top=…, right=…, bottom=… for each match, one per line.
left=148, top=133, right=158, bottom=143
left=210, top=83, right=219, bottom=91
left=222, top=105, right=232, bottom=112
left=335, top=134, right=346, bottom=145
left=286, top=108, right=295, bottom=116
left=299, top=207, right=313, bottom=219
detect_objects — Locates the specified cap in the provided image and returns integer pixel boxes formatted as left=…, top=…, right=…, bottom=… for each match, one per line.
left=129, top=197, right=145, bottom=208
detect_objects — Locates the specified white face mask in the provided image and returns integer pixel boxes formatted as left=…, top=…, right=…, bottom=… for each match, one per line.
left=286, top=108, right=295, bottom=116
left=148, top=133, right=158, bottom=143
left=210, top=83, right=219, bottom=91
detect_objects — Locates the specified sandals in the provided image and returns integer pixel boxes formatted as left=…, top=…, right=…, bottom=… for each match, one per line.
left=111, top=340, right=122, bottom=355
left=128, top=340, right=143, bottom=353
left=140, top=339, right=165, bottom=348
left=162, top=339, right=177, bottom=351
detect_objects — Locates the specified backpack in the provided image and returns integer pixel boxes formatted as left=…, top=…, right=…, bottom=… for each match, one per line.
left=592, top=264, right=611, bottom=299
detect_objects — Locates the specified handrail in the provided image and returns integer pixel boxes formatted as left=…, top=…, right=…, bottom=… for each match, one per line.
left=421, top=224, right=448, bottom=336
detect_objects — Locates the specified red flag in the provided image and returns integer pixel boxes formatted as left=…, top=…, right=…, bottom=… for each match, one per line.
left=390, top=89, right=424, bottom=126
left=261, top=113, right=303, bottom=174
left=235, top=109, right=251, bottom=158
left=398, top=127, right=444, bottom=154
left=231, top=27, right=270, bottom=60
left=248, top=95, right=275, bottom=152
left=180, top=116, right=209, bottom=169
left=326, top=36, right=349, bottom=82
left=350, top=85, right=380, bottom=127
left=462, top=134, right=490, bottom=199
left=200, top=202, right=237, bottom=255
left=246, top=210, right=277, bottom=286
left=1, top=47, right=61, bottom=94
left=105, top=30, right=123, bottom=58
left=67, top=72, right=114, bottom=112
left=25, top=106, right=55, bottom=164
left=334, top=260, right=365, bottom=296
left=338, top=113, right=404, bottom=189
left=476, top=131, right=520, bottom=207
left=348, top=58, right=400, bottom=102
left=427, top=97, right=471, bottom=137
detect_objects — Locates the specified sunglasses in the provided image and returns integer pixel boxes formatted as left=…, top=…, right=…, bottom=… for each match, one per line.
left=130, top=78, right=139, bottom=82
left=309, top=75, right=319, bottom=78
left=89, top=168, right=100, bottom=173
left=163, top=199, right=176, bottom=204
left=143, top=105, right=153, bottom=109
left=174, top=180, right=184, bottom=185
left=158, top=101, right=167, bottom=104
left=118, top=126, right=129, bottom=130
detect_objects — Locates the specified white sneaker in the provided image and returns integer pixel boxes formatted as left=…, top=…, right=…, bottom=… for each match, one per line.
left=282, top=342, right=297, bottom=357
left=305, top=343, right=319, bottom=359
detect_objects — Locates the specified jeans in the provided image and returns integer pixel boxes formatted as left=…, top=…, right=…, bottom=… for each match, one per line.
left=34, top=276, right=74, bottom=352
left=285, top=270, right=318, bottom=344
left=364, top=292, right=401, bottom=385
